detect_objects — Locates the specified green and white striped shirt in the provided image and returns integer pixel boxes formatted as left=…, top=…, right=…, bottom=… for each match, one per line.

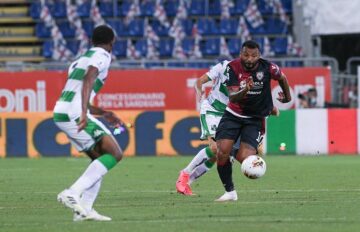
left=205, top=60, right=230, bottom=113
left=53, top=47, right=111, bottom=121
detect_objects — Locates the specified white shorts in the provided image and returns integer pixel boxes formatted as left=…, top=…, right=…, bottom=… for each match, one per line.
left=199, top=100, right=223, bottom=140
left=54, top=113, right=111, bottom=152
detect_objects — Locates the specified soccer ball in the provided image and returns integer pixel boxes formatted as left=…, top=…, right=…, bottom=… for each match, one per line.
left=241, top=155, right=266, bottom=179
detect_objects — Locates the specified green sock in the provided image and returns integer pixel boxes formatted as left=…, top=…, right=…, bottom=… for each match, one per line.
left=97, top=154, right=117, bottom=170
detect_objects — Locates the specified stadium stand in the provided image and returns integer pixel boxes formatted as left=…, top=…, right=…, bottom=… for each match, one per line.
left=0, top=0, right=44, bottom=62
left=2, top=0, right=300, bottom=67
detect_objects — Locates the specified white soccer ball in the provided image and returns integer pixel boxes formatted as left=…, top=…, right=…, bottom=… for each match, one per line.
left=241, top=155, right=266, bottom=179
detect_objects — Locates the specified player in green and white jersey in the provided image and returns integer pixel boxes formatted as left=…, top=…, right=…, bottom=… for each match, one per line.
left=54, top=25, right=122, bottom=222
left=176, top=60, right=231, bottom=195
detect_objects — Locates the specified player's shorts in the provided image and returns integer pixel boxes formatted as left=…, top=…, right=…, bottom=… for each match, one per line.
left=199, top=100, right=223, bottom=140
left=215, top=110, right=263, bottom=150
left=53, top=113, right=111, bottom=152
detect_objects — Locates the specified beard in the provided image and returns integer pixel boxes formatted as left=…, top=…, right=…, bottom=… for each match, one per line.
left=241, top=60, right=257, bottom=70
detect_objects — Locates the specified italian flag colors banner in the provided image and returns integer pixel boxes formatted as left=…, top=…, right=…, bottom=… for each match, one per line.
left=265, top=109, right=359, bottom=155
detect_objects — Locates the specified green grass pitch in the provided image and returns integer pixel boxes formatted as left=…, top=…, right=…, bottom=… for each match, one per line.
left=0, top=155, right=359, bottom=232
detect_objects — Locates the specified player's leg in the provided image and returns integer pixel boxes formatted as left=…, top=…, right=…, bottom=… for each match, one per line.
left=234, top=120, right=262, bottom=163
left=176, top=113, right=219, bottom=194
left=57, top=115, right=122, bottom=217
left=214, top=111, right=240, bottom=201
left=188, top=137, right=217, bottom=185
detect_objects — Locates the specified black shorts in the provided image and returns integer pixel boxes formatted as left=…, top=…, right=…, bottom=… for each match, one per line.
left=215, top=110, right=263, bottom=149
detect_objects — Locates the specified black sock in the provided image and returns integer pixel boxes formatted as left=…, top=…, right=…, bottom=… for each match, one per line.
left=217, top=159, right=234, bottom=192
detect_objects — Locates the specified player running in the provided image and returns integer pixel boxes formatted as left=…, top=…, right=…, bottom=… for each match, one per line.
left=176, top=60, right=279, bottom=196
left=215, top=40, right=291, bottom=201
left=54, top=25, right=123, bottom=221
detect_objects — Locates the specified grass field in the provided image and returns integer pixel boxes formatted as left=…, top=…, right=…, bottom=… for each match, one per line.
left=0, top=155, right=360, bottom=232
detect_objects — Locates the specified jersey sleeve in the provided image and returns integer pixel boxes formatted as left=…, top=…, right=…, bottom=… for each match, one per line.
left=88, top=51, right=111, bottom=73
left=269, top=62, right=282, bottom=80
left=206, top=62, right=223, bottom=81
left=224, top=64, right=239, bottom=86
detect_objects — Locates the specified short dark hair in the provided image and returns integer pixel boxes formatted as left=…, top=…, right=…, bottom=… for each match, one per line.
left=242, top=40, right=260, bottom=50
left=91, top=25, right=115, bottom=46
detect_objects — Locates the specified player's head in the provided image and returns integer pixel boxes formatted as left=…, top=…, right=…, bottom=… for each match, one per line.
left=240, top=40, right=261, bottom=70
left=91, top=25, right=115, bottom=52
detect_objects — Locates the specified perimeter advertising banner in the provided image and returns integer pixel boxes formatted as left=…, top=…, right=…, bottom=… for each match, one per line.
left=0, top=111, right=208, bottom=158
left=0, top=109, right=358, bottom=158
left=0, top=68, right=331, bottom=112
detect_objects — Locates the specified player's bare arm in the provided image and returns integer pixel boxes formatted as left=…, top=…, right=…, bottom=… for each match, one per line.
left=277, top=73, right=291, bottom=103
left=195, top=74, right=210, bottom=101
left=78, top=65, right=99, bottom=132
left=89, top=105, right=123, bottom=128
left=228, top=77, right=254, bottom=103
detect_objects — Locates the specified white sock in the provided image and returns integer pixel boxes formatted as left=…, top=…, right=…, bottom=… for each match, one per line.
left=69, top=160, right=108, bottom=195
left=183, top=148, right=208, bottom=174
left=189, top=163, right=210, bottom=185
left=80, top=178, right=102, bottom=213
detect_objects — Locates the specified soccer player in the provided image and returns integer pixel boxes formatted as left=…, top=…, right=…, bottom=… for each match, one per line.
left=175, top=60, right=278, bottom=196
left=54, top=25, right=122, bottom=221
left=215, top=40, right=291, bottom=201
left=175, top=60, right=231, bottom=195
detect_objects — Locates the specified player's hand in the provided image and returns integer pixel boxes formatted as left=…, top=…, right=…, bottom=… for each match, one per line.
left=104, top=111, right=123, bottom=128
left=77, top=113, right=87, bottom=132
left=245, top=77, right=254, bottom=91
left=276, top=92, right=291, bottom=103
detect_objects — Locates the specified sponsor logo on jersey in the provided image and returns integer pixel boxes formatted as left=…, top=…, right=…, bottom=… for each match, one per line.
left=94, top=129, right=104, bottom=138
left=256, top=72, right=264, bottom=80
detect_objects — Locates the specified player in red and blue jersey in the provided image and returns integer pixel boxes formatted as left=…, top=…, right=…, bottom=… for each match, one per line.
left=215, top=40, right=291, bottom=201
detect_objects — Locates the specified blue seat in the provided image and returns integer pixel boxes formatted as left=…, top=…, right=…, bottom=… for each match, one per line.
left=82, top=21, right=94, bottom=37
left=30, top=1, right=41, bottom=19
left=42, top=40, right=53, bottom=58
left=135, top=39, right=147, bottom=57
left=189, top=0, right=205, bottom=15
left=254, top=37, right=265, bottom=51
left=257, top=0, right=273, bottom=15
left=281, top=0, right=292, bottom=13
left=273, top=37, right=287, bottom=55
left=140, top=1, right=155, bottom=16
left=127, top=19, right=144, bottom=37
left=159, top=38, right=174, bottom=57
left=107, top=19, right=127, bottom=36
left=230, top=0, right=249, bottom=15
left=228, top=38, right=242, bottom=55
left=58, top=22, right=76, bottom=38
left=209, top=0, right=221, bottom=15
left=164, top=0, right=178, bottom=17
left=77, top=0, right=91, bottom=17
left=99, top=1, right=114, bottom=17
left=202, top=38, right=220, bottom=56
left=182, top=38, right=194, bottom=56
left=66, top=40, right=79, bottom=55
left=197, top=18, right=214, bottom=35
left=266, top=17, right=288, bottom=34
left=51, top=0, right=67, bottom=18
left=35, top=22, right=51, bottom=38
left=118, top=0, right=132, bottom=16
left=152, top=20, right=169, bottom=36
left=182, top=19, right=193, bottom=36
left=112, top=40, right=127, bottom=57
left=248, top=22, right=267, bottom=35
left=219, top=18, right=238, bottom=35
